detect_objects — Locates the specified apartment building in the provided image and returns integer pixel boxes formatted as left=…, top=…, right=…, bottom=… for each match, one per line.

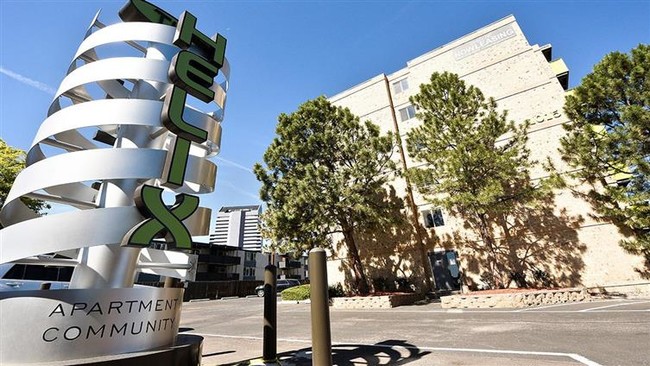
left=210, top=205, right=263, bottom=251
left=327, top=15, right=648, bottom=295
left=193, top=242, right=307, bottom=282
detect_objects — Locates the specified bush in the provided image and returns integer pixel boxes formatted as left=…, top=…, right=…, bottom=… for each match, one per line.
left=532, top=269, right=555, bottom=288
left=395, top=277, right=414, bottom=292
left=328, top=283, right=345, bottom=298
left=479, top=272, right=496, bottom=290
left=281, top=284, right=310, bottom=301
left=509, top=271, right=528, bottom=288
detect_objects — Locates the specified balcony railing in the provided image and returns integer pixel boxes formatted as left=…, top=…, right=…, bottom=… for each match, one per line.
left=198, top=254, right=241, bottom=266
left=195, top=272, right=240, bottom=281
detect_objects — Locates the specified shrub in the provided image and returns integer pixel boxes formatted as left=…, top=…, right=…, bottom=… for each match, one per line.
left=479, top=272, right=496, bottom=290
left=328, top=283, right=345, bottom=298
left=509, top=271, right=528, bottom=288
left=395, top=277, right=414, bottom=292
left=281, top=284, right=310, bottom=301
left=532, top=269, right=555, bottom=288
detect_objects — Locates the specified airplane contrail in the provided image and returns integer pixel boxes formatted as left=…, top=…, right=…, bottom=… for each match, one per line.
left=0, top=66, right=56, bottom=95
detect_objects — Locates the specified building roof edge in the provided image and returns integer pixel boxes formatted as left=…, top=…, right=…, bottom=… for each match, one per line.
left=328, top=73, right=386, bottom=103
left=406, top=14, right=517, bottom=68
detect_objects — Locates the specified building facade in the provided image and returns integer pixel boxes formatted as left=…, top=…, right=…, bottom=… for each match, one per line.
left=193, top=243, right=307, bottom=282
left=204, top=203, right=308, bottom=282
left=210, top=205, right=263, bottom=251
left=326, top=15, right=648, bottom=295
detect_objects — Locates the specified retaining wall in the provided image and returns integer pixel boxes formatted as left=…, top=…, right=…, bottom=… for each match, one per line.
left=441, top=288, right=591, bottom=309
left=331, top=293, right=423, bottom=309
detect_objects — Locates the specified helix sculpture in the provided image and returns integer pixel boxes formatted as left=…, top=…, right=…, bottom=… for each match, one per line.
left=0, top=0, right=228, bottom=363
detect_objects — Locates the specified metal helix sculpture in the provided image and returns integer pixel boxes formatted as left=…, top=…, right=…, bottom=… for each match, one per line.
left=0, top=1, right=229, bottom=286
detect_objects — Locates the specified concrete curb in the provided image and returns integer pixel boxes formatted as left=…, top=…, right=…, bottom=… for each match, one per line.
left=188, top=298, right=212, bottom=302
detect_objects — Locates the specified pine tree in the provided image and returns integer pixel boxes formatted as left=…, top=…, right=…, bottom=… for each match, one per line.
left=406, top=72, right=544, bottom=288
left=254, top=96, right=398, bottom=295
left=561, top=44, right=649, bottom=257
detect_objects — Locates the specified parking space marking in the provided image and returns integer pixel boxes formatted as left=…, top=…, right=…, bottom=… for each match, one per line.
left=327, top=298, right=650, bottom=314
left=515, top=300, right=612, bottom=312
left=413, top=346, right=602, bottom=366
left=190, top=332, right=603, bottom=365
left=578, top=300, right=650, bottom=312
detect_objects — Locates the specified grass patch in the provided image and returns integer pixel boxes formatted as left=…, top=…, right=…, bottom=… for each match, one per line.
left=281, top=284, right=310, bottom=301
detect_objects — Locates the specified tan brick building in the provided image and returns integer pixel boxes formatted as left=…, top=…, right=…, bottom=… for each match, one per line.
left=326, top=15, right=649, bottom=296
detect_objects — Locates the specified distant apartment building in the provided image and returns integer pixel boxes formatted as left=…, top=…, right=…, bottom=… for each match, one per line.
left=326, top=15, right=648, bottom=295
left=193, top=242, right=264, bottom=281
left=193, top=242, right=307, bottom=282
left=210, top=205, right=263, bottom=251
left=278, top=254, right=308, bottom=280
left=204, top=205, right=307, bottom=282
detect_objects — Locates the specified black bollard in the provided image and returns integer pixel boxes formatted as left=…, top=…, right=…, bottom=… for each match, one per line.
left=263, top=265, right=277, bottom=362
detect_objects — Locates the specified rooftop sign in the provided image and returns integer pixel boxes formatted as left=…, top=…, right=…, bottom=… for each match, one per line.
left=453, top=24, right=516, bottom=60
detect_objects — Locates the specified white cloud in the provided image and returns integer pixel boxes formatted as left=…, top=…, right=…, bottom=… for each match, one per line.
left=220, top=181, right=261, bottom=202
left=215, top=156, right=254, bottom=174
left=0, top=66, right=56, bottom=95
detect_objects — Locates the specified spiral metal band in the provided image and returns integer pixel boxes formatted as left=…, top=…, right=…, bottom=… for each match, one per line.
left=0, top=11, right=230, bottom=280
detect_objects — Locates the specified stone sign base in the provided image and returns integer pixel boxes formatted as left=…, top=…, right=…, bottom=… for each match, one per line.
left=441, top=288, right=591, bottom=309
left=36, top=334, right=203, bottom=366
left=0, top=287, right=184, bottom=364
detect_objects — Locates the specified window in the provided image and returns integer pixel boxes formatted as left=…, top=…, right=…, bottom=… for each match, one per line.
left=422, top=208, right=444, bottom=228
left=410, top=136, right=427, bottom=152
left=244, top=267, right=255, bottom=277
left=392, top=78, right=409, bottom=94
left=2, top=264, right=73, bottom=282
left=399, top=105, right=416, bottom=121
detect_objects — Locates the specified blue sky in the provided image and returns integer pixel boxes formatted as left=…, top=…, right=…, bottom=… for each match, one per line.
left=1, top=0, right=648, bottom=235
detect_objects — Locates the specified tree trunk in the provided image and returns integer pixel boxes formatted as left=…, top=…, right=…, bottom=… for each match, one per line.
left=342, top=227, right=370, bottom=295
left=477, top=213, right=503, bottom=288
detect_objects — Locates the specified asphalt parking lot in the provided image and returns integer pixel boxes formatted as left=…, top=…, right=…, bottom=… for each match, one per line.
left=180, top=297, right=650, bottom=366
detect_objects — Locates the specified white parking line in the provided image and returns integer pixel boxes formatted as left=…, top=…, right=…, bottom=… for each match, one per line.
left=190, top=332, right=603, bottom=366
left=332, top=307, right=650, bottom=314
left=414, top=346, right=603, bottom=366
left=578, top=300, right=650, bottom=312
left=517, top=299, right=628, bottom=312
left=516, top=302, right=587, bottom=312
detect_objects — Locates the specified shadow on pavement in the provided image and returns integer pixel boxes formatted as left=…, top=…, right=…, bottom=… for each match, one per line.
left=223, top=339, right=430, bottom=365
left=203, top=350, right=236, bottom=358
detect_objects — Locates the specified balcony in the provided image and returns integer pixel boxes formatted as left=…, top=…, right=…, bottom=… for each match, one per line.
left=244, top=260, right=256, bottom=268
left=195, top=272, right=240, bottom=281
left=550, top=58, right=569, bottom=90
left=279, top=260, right=302, bottom=269
left=198, top=254, right=241, bottom=266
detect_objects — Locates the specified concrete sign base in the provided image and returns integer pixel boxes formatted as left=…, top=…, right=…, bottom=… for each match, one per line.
left=0, top=287, right=184, bottom=364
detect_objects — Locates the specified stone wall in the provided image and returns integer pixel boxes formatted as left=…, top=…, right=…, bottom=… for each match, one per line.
left=331, top=293, right=423, bottom=309
left=441, top=288, right=591, bottom=309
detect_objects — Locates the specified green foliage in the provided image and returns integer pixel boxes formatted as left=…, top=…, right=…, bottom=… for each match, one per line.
left=406, top=72, right=549, bottom=287
left=561, top=44, right=650, bottom=256
left=0, top=139, right=49, bottom=217
left=281, top=284, right=310, bottom=301
left=254, top=96, right=399, bottom=295
left=328, top=283, right=346, bottom=298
